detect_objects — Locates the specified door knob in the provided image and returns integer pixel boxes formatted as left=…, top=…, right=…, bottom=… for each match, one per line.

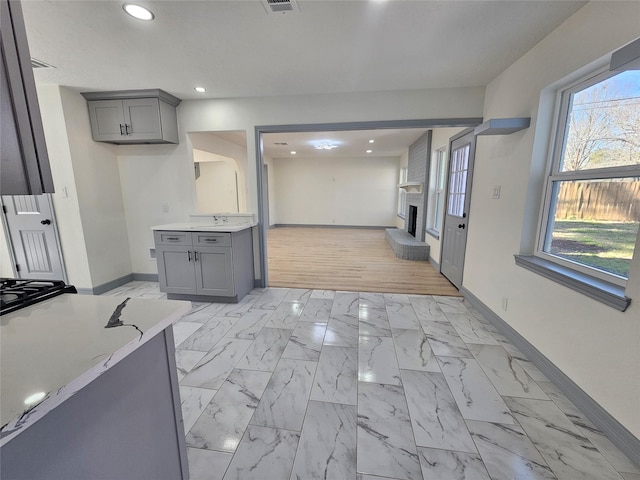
left=41, top=219, right=51, bottom=225
left=458, top=223, right=465, bottom=229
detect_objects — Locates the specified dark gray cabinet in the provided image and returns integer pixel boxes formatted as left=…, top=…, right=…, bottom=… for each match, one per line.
left=154, top=229, right=253, bottom=302
left=82, top=90, right=181, bottom=144
left=1, top=0, right=54, bottom=195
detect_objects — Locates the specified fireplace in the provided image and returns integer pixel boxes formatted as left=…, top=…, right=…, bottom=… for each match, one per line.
left=407, top=205, right=417, bottom=237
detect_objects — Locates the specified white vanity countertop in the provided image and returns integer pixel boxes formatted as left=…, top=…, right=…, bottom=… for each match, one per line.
left=151, top=221, right=258, bottom=232
left=0, top=295, right=190, bottom=446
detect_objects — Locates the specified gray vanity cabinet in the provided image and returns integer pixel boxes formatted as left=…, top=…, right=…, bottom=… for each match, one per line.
left=154, top=229, right=253, bottom=302
left=82, top=90, right=181, bottom=144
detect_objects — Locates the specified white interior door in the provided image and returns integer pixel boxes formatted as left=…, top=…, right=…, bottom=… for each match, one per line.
left=440, top=130, right=476, bottom=289
left=1, top=194, right=66, bottom=281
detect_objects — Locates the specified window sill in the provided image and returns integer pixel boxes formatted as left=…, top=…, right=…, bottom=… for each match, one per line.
left=426, top=228, right=439, bottom=240
left=514, top=255, right=631, bottom=312
left=397, top=214, right=406, bottom=219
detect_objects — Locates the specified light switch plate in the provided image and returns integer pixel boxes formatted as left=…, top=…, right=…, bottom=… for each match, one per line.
left=492, top=186, right=501, bottom=199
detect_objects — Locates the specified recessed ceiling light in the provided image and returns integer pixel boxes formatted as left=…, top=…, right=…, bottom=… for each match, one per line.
left=366, top=149, right=373, bottom=153
left=194, top=86, right=206, bottom=93
left=369, top=139, right=375, bottom=143
left=290, top=151, right=297, bottom=155
left=123, top=3, right=155, bottom=21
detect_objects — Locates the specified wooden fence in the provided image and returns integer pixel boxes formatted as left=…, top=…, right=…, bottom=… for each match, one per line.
left=555, top=180, right=640, bottom=222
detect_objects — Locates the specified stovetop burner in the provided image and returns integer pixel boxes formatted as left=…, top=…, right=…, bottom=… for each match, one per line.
left=0, top=278, right=77, bottom=315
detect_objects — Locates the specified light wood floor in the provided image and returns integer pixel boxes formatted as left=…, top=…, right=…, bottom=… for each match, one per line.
left=266, top=227, right=461, bottom=296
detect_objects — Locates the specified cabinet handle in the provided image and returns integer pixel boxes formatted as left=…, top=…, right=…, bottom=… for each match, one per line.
left=125, top=124, right=131, bottom=135
left=204, top=238, right=218, bottom=242
left=119, top=124, right=125, bottom=135
left=187, top=251, right=192, bottom=262
left=166, top=237, right=180, bottom=241
left=194, top=251, right=199, bottom=261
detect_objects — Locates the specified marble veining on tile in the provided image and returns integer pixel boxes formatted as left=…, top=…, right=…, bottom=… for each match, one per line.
left=445, top=311, right=500, bottom=345
left=409, top=294, right=447, bottom=322
left=282, top=321, right=327, bottom=361
left=179, top=386, right=217, bottom=434
left=359, top=306, right=392, bottom=336
left=264, top=301, right=304, bottom=329
left=175, top=349, right=208, bottom=381
left=173, top=321, right=204, bottom=348
left=235, top=328, right=292, bottom=371
left=437, top=356, right=515, bottom=424
left=112, top=282, right=636, bottom=480
left=290, top=401, right=357, bottom=480
left=392, top=328, right=440, bottom=372
left=423, top=320, right=473, bottom=358
left=222, top=425, right=300, bottom=480
left=417, top=446, right=490, bottom=480
left=358, top=335, right=402, bottom=385
left=331, top=291, right=360, bottom=317
left=223, top=309, right=273, bottom=340
left=468, top=344, right=549, bottom=399
left=504, top=397, right=623, bottom=480
left=310, top=346, right=358, bottom=405
left=323, top=314, right=359, bottom=347
left=180, top=302, right=227, bottom=323
left=181, top=338, right=253, bottom=390
left=186, top=369, right=271, bottom=453
left=179, top=317, right=235, bottom=351
left=466, top=420, right=557, bottom=480
left=357, top=382, right=423, bottom=480
left=400, top=370, right=476, bottom=452
left=299, top=298, right=332, bottom=322
left=251, top=358, right=317, bottom=431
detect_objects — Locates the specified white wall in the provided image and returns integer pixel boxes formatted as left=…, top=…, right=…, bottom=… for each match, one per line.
left=58, top=87, right=132, bottom=288
left=116, top=86, right=485, bottom=275
left=263, top=155, right=276, bottom=228
left=195, top=157, right=239, bottom=214
left=463, top=1, right=640, bottom=438
left=188, top=132, right=248, bottom=213
left=271, top=156, right=399, bottom=226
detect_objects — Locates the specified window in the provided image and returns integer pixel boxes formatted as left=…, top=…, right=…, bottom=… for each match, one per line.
left=397, top=166, right=408, bottom=217
left=426, top=147, right=447, bottom=236
left=538, top=68, right=640, bottom=286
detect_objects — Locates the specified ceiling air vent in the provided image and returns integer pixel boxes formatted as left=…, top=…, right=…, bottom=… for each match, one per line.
left=262, top=0, right=299, bottom=15
left=31, top=58, right=55, bottom=69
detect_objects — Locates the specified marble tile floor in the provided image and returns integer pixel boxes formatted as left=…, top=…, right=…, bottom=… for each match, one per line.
left=105, top=281, right=639, bottom=480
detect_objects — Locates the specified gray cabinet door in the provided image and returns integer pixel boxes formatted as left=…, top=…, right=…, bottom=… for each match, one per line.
left=88, top=100, right=126, bottom=142
left=195, top=247, right=234, bottom=296
left=156, top=246, right=196, bottom=294
left=123, top=98, right=162, bottom=141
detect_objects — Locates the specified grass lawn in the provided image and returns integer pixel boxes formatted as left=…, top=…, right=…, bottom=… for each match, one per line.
left=549, top=220, right=639, bottom=278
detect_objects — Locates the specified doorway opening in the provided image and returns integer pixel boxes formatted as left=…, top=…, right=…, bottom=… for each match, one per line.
left=255, top=118, right=483, bottom=292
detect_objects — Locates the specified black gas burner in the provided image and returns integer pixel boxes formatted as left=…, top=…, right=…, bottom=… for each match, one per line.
left=0, top=278, right=77, bottom=315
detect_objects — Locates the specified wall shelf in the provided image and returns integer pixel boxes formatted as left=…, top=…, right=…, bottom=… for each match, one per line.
left=397, top=182, right=423, bottom=194
left=474, top=117, right=531, bottom=136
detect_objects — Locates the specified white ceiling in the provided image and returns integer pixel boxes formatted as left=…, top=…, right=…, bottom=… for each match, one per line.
left=22, top=0, right=586, bottom=101
left=263, top=128, right=431, bottom=158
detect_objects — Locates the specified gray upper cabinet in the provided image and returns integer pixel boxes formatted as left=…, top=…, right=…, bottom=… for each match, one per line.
left=82, top=90, right=181, bottom=144
left=1, top=0, right=54, bottom=195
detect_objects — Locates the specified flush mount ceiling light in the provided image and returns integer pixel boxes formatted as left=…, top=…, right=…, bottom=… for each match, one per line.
left=24, top=391, right=46, bottom=406
left=194, top=86, right=206, bottom=93
left=369, top=139, right=375, bottom=143
left=123, top=3, right=155, bottom=20
left=313, top=143, right=339, bottom=150
left=290, top=151, right=296, bottom=155
left=366, top=149, right=373, bottom=153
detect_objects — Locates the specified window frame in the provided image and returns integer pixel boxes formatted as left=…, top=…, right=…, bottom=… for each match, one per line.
left=426, top=146, right=447, bottom=238
left=535, top=66, right=640, bottom=287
